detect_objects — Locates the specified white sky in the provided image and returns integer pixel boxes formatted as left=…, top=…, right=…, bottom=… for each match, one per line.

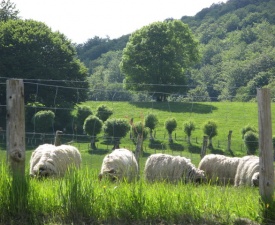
left=12, top=0, right=228, bottom=44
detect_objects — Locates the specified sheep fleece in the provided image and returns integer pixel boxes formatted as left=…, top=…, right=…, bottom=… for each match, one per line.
left=99, top=148, right=138, bottom=182
left=234, top=155, right=259, bottom=186
left=144, top=153, right=205, bottom=183
left=198, top=154, right=241, bottom=185
left=30, top=144, right=82, bottom=177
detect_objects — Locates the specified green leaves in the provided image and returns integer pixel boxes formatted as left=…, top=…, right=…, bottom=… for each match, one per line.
left=120, top=20, right=200, bottom=101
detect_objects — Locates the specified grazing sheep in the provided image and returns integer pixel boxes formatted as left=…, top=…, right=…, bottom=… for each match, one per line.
left=234, top=155, right=259, bottom=187
left=144, top=153, right=206, bottom=183
left=198, top=154, right=241, bottom=185
left=98, top=148, right=138, bottom=182
left=29, top=143, right=82, bottom=178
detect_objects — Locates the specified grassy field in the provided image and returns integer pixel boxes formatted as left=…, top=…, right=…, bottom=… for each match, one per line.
left=0, top=101, right=274, bottom=224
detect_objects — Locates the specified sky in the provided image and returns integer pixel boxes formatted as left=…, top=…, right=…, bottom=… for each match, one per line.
left=12, top=0, right=228, bottom=44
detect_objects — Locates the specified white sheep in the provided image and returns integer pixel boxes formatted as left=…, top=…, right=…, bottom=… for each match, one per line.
left=98, top=148, right=138, bottom=182
left=144, top=153, right=206, bottom=183
left=198, top=154, right=241, bottom=185
left=234, top=155, right=259, bottom=187
left=29, top=143, right=82, bottom=178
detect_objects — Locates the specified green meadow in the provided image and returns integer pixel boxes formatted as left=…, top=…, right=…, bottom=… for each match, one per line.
left=0, top=101, right=274, bottom=224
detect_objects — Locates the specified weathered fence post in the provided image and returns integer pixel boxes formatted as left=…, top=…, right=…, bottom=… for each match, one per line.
left=257, top=88, right=274, bottom=207
left=6, top=79, right=25, bottom=176
left=200, top=136, right=208, bottom=159
left=227, top=130, right=234, bottom=156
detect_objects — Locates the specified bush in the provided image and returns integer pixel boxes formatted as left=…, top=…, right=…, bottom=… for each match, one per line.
left=32, top=110, right=55, bottom=133
left=244, top=131, right=258, bottom=155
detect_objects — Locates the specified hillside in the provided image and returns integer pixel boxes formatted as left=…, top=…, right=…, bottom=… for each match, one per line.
left=76, top=0, right=275, bottom=102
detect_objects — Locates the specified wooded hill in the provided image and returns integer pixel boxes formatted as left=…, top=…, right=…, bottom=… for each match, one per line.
left=76, top=0, right=275, bottom=102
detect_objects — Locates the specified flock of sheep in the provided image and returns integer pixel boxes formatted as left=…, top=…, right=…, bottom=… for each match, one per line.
left=29, top=135, right=261, bottom=187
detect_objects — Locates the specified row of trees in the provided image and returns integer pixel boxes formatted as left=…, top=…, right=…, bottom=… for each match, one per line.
left=31, top=104, right=262, bottom=155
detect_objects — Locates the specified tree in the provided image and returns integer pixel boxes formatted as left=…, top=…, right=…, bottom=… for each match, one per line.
left=0, top=19, right=89, bottom=130
left=103, top=118, right=131, bottom=150
left=32, top=110, right=55, bottom=134
left=131, top=121, right=148, bottom=150
left=244, top=131, right=258, bottom=155
left=202, top=120, right=218, bottom=149
left=164, top=118, right=177, bottom=143
left=144, top=113, right=158, bottom=141
left=0, top=0, right=19, bottom=22
left=183, top=120, right=196, bottom=144
left=241, top=124, right=257, bottom=139
left=83, top=115, right=103, bottom=150
left=120, top=20, right=200, bottom=101
left=95, top=104, right=113, bottom=122
left=75, top=106, right=93, bottom=133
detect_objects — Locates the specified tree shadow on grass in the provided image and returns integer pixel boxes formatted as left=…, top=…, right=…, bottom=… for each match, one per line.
left=169, top=142, right=184, bottom=151
left=129, top=102, right=218, bottom=114
left=88, top=149, right=110, bottom=155
left=187, top=144, right=201, bottom=154
left=148, top=139, right=167, bottom=150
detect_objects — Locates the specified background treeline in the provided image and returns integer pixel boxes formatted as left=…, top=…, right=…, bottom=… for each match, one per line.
left=76, top=0, right=275, bottom=102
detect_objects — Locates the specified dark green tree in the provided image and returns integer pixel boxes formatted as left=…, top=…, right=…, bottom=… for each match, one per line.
left=144, top=113, right=158, bottom=141
left=164, top=118, right=177, bottom=143
left=95, top=104, right=113, bottom=122
left=83, top=115, right=103, bottom=150
left=120, top=20, right=200, bottom=101
left=0, top=19, right=89, bottom=129
left=244, top=131, right=258, bottom=155
left=241, top=124, right=257, bottom=139
left=202, top=120, right=218, bottom=149
left=183, top=120, right=196, bottom=144
left=0, top=0, right=19, bottom=22
left=32, top=110, right=55, bottom=133
left=103, top=118, right=130, bottom=150
left=75, top=106, right=93, bottom=133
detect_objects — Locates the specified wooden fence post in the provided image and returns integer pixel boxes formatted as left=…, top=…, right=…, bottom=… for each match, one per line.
left=257, top=88, right=274, bottom=205
left=227, top=130, right=234, bottom=156
left=200, top=136, right=208, bottom=159
left=6, top=79, right=25, bottom=176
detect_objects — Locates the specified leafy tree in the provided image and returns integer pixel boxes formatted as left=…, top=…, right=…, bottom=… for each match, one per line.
left=144, top=113, right=158, bottom=141
left=202, top=120, right=218, bottom=149
left=120, top=20, right=200, bottom=101
left=0, top=19, right=89, bottom=129
left=103, top=118, right=130, bottom=149
left=32, top=110, right=55, bottom=133
left=164, top=118, right=177, bottom=143
left=241, top=124, right=257, bottom=139
left=0, top=0, right=19, bottom=22
left=131, top=121, right=149, bottom=153
left=83, top=115, right=103, bottom=150
left=95, top=104, right=113, bottom=122
left=183, top=120, right=196, bottom=144
left=244, top=131, right=258, bottom=155
left=75, top=106, right=93, bottom=133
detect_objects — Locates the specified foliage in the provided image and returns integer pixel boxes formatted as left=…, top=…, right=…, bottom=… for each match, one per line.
left=243, top=131, right=259, bottom=155
left=83, top=115, right=103, bottom=150
left=131, top=121, right=149, bottom=140
left=202, top=120, right=218, bottom=148
left=144, top=113, right=158, bottom=140
left=0, top=19, right=89, bottom=130
left=241, top=124, right=257, bottom=139
left=0, top=0, right=19, bottom=22
left=120, top=20, right=200, bottom=101
left=103, top=118, right=131, bottom=149
left=164, top=118, right=177, bottom=143
left=32, top=110, right=55, bottom=133
left=183, top=120, right=196, bottom=144
left=95, top=104, right=113, bottom=122
left=75, top=105, right=93, bottom=133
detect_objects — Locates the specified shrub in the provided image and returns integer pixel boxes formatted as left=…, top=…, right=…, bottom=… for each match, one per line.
left=244, top=131, right=258, bottom=155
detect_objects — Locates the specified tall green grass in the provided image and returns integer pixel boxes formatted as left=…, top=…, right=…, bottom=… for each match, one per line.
left=0, top=161, right=269, bottom=225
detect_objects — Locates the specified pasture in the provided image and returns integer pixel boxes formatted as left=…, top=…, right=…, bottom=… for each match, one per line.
left=0, top=101, right=274, bottom=224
